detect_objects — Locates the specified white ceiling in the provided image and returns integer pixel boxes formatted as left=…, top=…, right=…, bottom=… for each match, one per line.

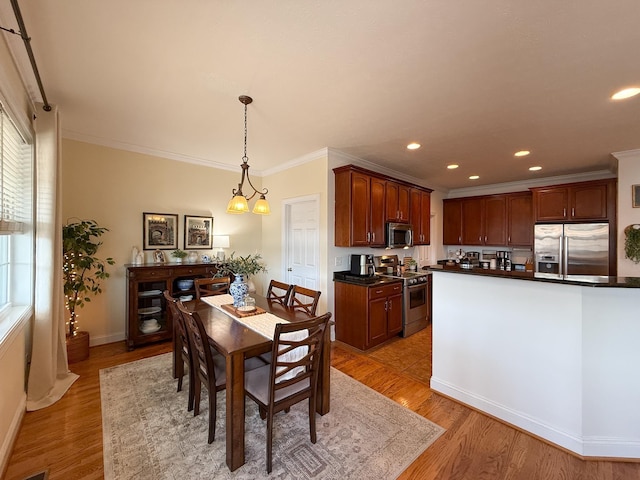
left=1, top=1, right=639, bottom=191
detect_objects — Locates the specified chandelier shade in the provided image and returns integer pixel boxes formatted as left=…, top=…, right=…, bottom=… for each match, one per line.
left=226, top=95, right=270, bottom=215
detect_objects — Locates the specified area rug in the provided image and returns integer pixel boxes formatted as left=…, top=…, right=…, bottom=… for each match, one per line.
left=100, top=353, right=444, bottom=479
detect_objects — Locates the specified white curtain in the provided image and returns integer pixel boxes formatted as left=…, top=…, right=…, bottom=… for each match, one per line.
left=26, top=104, right=78, bottom=411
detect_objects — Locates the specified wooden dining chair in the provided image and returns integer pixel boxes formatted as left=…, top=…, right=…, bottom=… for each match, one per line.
left=176, top=301, right=227, bottom=443
left=288, top=285, right=321, bottom=316
left=244, top=312, right=332, bottom=473
left=194, top=276, right=231, bottom=300
left=266, top=280, right=293, bottom=306
left=164, top=290, right=195, bottom=411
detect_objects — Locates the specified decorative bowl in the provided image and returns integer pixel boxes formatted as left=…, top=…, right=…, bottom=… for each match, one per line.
left=176, top=279, right=194, bottom=291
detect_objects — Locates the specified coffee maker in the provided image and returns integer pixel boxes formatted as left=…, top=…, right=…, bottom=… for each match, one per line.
left=496, top=251, right=511, bottom=271
left=350, top=254, right=375, bottom=276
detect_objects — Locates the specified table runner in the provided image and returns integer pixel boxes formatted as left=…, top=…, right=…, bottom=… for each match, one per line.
left=200, top=294, right=307, bottom=380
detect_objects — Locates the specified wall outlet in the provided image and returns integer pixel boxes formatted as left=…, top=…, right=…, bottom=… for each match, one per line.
left=334, top=256, right=344, bottom=267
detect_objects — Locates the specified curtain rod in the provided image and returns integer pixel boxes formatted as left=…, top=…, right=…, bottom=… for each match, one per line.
left=0, top=0, right=52, bottom=112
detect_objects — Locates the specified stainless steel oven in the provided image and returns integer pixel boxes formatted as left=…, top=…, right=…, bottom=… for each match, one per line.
left=374, top=254, right=430, bottom=337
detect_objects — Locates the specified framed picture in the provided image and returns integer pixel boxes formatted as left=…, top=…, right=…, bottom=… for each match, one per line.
left=184, top=215, right=213, bottom=249
left=143, top=212, right=178, bottom=250
left=633, top=185, right=640, bottom=208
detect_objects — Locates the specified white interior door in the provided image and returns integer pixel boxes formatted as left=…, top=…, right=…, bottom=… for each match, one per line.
left=284, top=195, right=319, bottom=289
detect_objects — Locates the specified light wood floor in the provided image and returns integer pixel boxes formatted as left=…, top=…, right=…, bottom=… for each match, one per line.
left=5, top=326, right=640, bottom=480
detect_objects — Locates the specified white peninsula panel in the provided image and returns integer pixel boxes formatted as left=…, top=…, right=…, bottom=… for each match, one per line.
left=430, top=270, right=640, bottom=459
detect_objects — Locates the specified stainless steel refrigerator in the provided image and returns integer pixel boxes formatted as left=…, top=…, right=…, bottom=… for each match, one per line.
left=534, top=223, right=609, bottom=276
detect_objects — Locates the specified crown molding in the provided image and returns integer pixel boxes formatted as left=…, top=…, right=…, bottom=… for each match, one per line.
left=612, top=148, right=640, bottom=162
left=261, top=147, right=329, bottom=176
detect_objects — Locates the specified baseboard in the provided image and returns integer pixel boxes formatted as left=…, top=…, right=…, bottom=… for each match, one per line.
left=430, top=377, right=640, bottom=459
left=89, top=332, right=125, bottom=346
left=0, top=392, right=26, bottom=477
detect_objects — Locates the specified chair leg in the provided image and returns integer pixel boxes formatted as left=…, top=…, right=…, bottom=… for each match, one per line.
left=193, top=379, right=201, bottom=417
left=266, top=409, right=274, bottom=473
left=176, top=356, right=184, bottom=392
left=309, top=397, right=317, bottom=444
left=207, top=387, right=216, bottom=444
left=187, top=358, right=195, bottom=412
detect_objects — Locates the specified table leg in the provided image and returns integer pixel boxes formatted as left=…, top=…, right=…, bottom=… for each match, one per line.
left=225, top=351, right=246, bottom=471
left=316, top=328, right=331, bottom=415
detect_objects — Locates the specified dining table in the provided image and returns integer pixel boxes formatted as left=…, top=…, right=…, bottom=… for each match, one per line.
left=186, top=293, right=331, bottom=472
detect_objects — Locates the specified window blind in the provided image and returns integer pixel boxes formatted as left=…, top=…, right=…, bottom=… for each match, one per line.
left=0, top=105, right=28, bottom=234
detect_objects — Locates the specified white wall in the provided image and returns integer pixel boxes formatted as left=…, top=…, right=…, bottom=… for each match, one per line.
left=613, top=149, right=640, bottom=276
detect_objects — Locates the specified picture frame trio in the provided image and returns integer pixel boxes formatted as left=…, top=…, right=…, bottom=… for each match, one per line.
left=142, top=212, right=214, bottom=250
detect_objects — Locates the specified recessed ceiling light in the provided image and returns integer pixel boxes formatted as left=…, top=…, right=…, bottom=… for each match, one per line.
left=447, top=164, right=459, bottom=169
left=529, top=166, right=542, bottom=171
left=469, top=175, right=479, bottom=180
left=611, top=87, right=640, bottom=100
left=514, top=150, right=530, bottom=157
left=407, top=143, right=421, bottom=150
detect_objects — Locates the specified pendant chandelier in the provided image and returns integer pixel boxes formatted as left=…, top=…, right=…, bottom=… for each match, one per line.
left=226, top=95, right=270, bottom=215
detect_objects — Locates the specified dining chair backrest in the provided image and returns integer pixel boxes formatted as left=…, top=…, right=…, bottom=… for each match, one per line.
left=288, top=285, right=321, bottom=316
left=194, top=276, right=231, bottom=300
left=266, top=280, right=293, bottom=306
left=164, top=290, right=195, bottom=410
left=243, top=311, right=332, bottom=473
left=176, top=300, right=226, bottom=443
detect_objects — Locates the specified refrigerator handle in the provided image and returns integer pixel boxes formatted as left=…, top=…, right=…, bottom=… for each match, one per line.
left=562, top=236, right=569, bottom=276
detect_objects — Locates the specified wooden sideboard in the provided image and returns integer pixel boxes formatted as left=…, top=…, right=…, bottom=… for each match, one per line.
left=125, top=262, right=218, bottom=350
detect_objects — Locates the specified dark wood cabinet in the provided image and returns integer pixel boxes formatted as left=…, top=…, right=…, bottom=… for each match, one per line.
left=334, top=280, right=403, bottom=350
left=410, top=187, right=431, bottom=245
left=386, top=181, right=410, bottom=223
left=444, top=193, right=530, bottom=247
left=443, top=198, right=463, bottom=245
left=507, top=193, right=533, bottom=246
left=531, top=179, right=615, bottom=222
left=334, top=165, right=431, bottom=247
left=126, top=263, right=217, bottom=350
left=334, top=167, right=385, bottom=247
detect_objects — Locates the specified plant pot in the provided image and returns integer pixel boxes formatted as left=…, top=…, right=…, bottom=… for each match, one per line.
left=66, top=330, right=90, bottom=363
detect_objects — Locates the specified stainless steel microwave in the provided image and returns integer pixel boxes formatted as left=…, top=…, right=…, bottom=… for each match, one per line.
left=386, top=222, right=413, bottom=249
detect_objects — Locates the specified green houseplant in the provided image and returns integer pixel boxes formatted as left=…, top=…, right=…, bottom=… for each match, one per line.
left=63, top=219, right=115, bottom=360
left=218, top=252, right=267, bottom=306
left=624, top=224, right=640, bottom=264
left=171, top=248, right=188, bottom=262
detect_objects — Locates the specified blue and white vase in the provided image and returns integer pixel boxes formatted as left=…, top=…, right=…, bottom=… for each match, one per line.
left=229, top=274, right=248, bottom=307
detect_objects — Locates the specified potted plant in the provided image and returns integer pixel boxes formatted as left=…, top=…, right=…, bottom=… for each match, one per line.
left=171, top=248, right=188, bottom=263
left=218, top=252, right=267, bottom=306
left=63, top=219, right=115, bottom=362
left=624, top=224, right=640, bottom=264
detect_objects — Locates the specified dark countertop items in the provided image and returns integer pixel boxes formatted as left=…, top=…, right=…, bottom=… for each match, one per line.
left=428, top=264, right=640, bottom=288
left=333, top=271, right=404, bottom=286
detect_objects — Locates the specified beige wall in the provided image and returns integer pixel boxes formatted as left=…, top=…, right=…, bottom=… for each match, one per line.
left=261, top=154, right=330, bottom=313
left=61, top=139, right=265, bottom=345
left=615, top=150, right=640, bottom=276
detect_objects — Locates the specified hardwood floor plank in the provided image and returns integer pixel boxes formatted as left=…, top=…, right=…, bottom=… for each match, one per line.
left=5, top=327, right=640, bottom=480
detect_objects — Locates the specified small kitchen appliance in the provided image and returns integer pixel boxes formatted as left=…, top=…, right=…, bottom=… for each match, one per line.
left=350, top=254, right=375, bottom=277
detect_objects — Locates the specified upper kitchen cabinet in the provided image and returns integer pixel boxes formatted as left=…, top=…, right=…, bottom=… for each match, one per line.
left=386, top=181, right=410, bottom=223
left=443, top=192, right=532, bottom=247
left=506, top=192, right=533, bottom=246
left=410, top=187, right=431, bottom=245
left=334, top=165, right=432, bottom=247
left=443, top=198, right=463, bottom=245
left=334, top=166, right=386, bottom=247
left=531, top=179, right=616, bottom=223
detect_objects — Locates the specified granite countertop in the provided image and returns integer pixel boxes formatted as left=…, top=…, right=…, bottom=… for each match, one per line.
left=333, top=271, right=404, bottom=287
left=427, top=264, right=640, bottom=288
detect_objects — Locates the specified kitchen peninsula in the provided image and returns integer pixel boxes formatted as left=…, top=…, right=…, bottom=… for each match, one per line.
left=429, top=267, right=640, bottom=459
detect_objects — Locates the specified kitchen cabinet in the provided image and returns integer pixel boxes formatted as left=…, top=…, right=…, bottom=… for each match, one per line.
left=334, top=165, right=432, bottom=247
left=334, top=166, right=386, bottom=247
left=126, top=263, right=218, bottom=350
left=334, top=280, right=403, bottom=350
left=444, top=193, right=532, bottom=247
left=410, top=187, right=431, bottom=245
left=443, top=198, right=463, bottom=245
left=386, top=181, right=410, bottom=223
left=531, top=179, right=615, bottom=222
left=507, top=192, right=533, bottom=246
